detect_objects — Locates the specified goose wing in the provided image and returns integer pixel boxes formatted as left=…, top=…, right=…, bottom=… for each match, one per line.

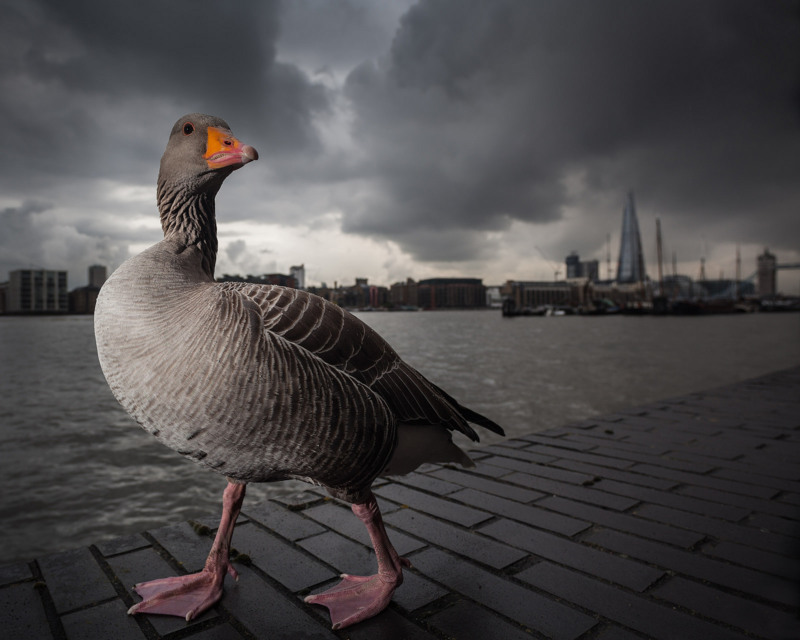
left=218, top=282, right=503, bottom=441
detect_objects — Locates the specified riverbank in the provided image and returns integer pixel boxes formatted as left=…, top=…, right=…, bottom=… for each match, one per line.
left=2, top=366, right=798, bottom=639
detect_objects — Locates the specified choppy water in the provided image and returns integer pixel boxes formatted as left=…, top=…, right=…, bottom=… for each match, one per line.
left=0, top=311, right=798, bottom=564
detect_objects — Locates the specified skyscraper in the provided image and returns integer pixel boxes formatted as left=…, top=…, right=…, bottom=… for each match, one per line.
left=757, top=248, right=776, bottom=297
left=88, top=264, right=107, bottom=288
left=616, top=191, right=646, bottom=284
left=290, top=264, right=306, bottom=290
left=7, top=269, right=68, bottom=312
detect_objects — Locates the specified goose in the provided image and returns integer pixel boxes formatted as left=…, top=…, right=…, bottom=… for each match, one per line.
left=94, top=113, right=503, bottom=630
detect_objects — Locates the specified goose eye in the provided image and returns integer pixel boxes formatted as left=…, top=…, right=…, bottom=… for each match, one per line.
left=183, top=122, right=194, bottom=135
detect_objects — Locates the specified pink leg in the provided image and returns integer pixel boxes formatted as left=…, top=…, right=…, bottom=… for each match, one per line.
left=305, top=492, right=410, bottom=629
left=128, top=480, right=246, bottom=621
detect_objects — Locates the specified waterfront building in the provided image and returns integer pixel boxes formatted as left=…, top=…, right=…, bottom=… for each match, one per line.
left=416, top=278, right=486, bottom=310
left=565, top=252, right=599, bottom=281
left=500, top=280, right=577, bottom=310
left=616, top=191, right=646, bottom=284
left=7, top=269, right=68, bottom=313
left=69, top=265, right=108, bottom=314
left=390, top=278, right=419, bottom=308
left=289, top=264, right=306, bottom=290
left=217, top=273, right=297, bottom=288
left=757, top=248, right=776, bottom=297
left=337, top=278, right=389, bottom=309
left=88, top=265, right=107, bottom=288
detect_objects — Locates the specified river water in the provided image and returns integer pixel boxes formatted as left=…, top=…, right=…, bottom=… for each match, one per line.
left=1, top=311, right=798, bottom=565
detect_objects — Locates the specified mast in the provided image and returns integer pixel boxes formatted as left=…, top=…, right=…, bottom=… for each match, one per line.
left=672, top=251, right=679, bottom=298
left=656, top=217, right=664, bottom=295
left=735, top=245, right=741, bottom=299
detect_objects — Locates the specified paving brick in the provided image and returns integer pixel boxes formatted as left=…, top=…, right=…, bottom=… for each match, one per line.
left=550, top=457, right=679, bottom=490
left=590, top=446, right=718, bottom=472
left=576, top=425, right=693, bottom=445
left=676, top=483, right=798, bottom=520
left=427, top=599, right=535, bottom=640
left=243, top=500, right=327, bottom=541
left=450, top=488, right=590, bottom=537
left=344, top=607, right=438, bottom=640
left=519, top=561, right=748, bottom=640
left=592, top=624, right=647, bottom=640
left=567, top=434, right=672, bottom=456
left=593, top=479, right=749, bottom=521
left=411, top=548, right=596, bottom=640
left=518, top=434, right=598, bottom=451
left=480, top=519, right=661, bottom=591
left=182, top=624, right=248, bottom=639
left=686, top=456, right=800, bottom=484
left=375, top=483, right=493, bottom=527
left=148, top=521, right=212, bottom=573
left=384, top=509, right=526, bottom=570
left=778, top=492, right=800, bottom=507
left=222, top=565, right=334, bottom=638
left=633, top=503, right=798, bottom=557
left=651, top=575, right=800, bottom=639
left=61, top=598, right=145, bottom=640
left=299, top=530, right=380, bottom=577
left=469, top=459, right=519, bottom=477
left=0, top=581, right=53, bottom=639
left=391, top=569, right=449, bottom=612
left=303, top=502, right=426, bottom=556
left=498, top=437, right=544, bottom=449
left=482, top=455, right=554, bottom=474
left=233, top=523, right=336, bottom=591
left=271, top=489, right=326, bottom=510
left=538, top=496, right=704, bottom=548
left=95, top=533, right=150, bottom=558
left=525, top=445, right=636, bottom=470
left=483, top=445, right=559, bottom=464
left=586, top=528, right=799, bottom=607
left=38, top=547, right=117, bottom=614
left=392, top=470, right=463, bottom=495
left=430, top=467, right=544, bottom=502
left=505, top=462, right=598, bottom=486
left=503, top=472, right=640, bottom=511
left=0, top=561, right=32, bottom=586
left=628, top=463, right=779, bottom=499
left=747, top=512, right=800, bottom=538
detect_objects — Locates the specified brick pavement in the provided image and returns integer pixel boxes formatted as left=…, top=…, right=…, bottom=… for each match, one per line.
left=2, top=367, right=799, bottom=639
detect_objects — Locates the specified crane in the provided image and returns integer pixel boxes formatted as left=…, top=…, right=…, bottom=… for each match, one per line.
left=535, top=246, right=561, bottom=281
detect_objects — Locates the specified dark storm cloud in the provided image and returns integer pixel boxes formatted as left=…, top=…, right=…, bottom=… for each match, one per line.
left=2, top=0, right=328, bottom=190
left=1, top=0, right=798, bottom=286
left=341, top=0, right=800, bottom=261
left=0, top=0, right=331, bottom=285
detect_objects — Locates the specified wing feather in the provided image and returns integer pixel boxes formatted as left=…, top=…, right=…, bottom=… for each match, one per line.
left=217, top=282, right=503, bottom=440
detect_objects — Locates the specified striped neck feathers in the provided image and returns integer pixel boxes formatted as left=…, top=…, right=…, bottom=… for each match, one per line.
left=157, top=178, right=218, bottom=279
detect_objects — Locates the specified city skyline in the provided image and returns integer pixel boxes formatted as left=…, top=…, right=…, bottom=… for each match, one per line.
left=1, top=2, right=799, bottom=293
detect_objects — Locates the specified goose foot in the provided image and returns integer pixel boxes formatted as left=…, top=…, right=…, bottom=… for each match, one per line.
left=128, top=565, right=236, bottom=620
left=128, top=480, right=246, bottom=621
left=305, top=492, right=409, bottom=629
left=305, top=570, right=407, bottom=630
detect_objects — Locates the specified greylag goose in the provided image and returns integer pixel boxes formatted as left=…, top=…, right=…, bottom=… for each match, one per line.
left=94, top=113, right=503, bottom=630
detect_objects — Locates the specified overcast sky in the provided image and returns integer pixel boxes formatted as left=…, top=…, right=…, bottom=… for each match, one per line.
left=2, top=0, right=799, bottom=292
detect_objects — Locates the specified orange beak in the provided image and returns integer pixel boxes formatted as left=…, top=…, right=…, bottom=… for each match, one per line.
left=204, top=126, right=259, bottom=169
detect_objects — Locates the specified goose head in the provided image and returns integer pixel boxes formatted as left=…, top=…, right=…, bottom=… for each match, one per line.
left=158, top=113, right=258, bottom=197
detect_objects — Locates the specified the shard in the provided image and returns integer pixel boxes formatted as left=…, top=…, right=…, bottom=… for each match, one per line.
left=615, top=191, right=646, bottom=284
